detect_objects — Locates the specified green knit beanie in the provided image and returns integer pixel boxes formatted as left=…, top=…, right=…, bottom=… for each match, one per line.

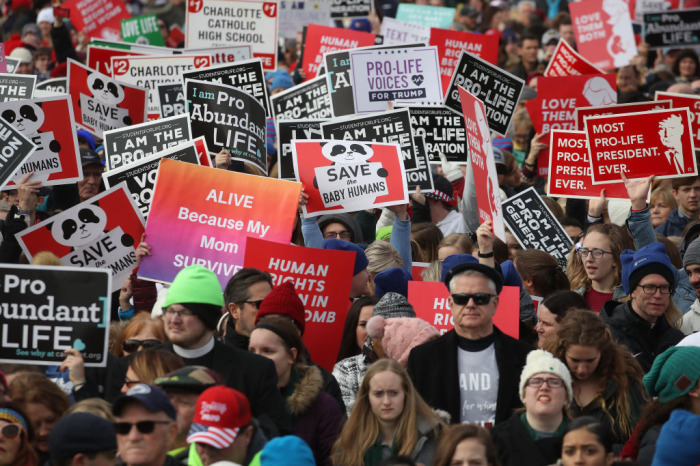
left=163, top=265, right=223, bottom=311
left=643, top=346, right=700, bottom=403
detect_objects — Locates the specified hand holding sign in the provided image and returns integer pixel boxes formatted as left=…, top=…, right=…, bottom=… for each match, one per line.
left=588, top=189, right=608, bottom=219
left=476, top=220, right=496, bottom=267
left=59, top=347, right=86, bottom=387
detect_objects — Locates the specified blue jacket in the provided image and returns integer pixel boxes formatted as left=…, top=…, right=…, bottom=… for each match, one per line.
left=655, top=208, right=690, bottom=237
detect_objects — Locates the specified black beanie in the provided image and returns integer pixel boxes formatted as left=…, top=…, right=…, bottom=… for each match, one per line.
left=180, top=303, right=221, bottom=331
left=628, top=263, right=675, bottom=294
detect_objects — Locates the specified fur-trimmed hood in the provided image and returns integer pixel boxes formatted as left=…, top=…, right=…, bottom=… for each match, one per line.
left=288, top=364, right=323, bottom=416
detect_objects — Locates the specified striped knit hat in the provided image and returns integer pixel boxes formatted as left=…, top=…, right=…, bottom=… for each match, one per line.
left=187, top=386, right=251, bottom=449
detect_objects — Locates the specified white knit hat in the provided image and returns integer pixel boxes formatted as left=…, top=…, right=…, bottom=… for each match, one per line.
left=37, top=7, right=54, bottom=24
left=519, top=349, right=573, bottom=402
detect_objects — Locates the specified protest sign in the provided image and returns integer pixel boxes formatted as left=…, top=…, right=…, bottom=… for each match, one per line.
left=408, top=281, right=520, bottom=338
left=17, top=184, right=145, bottom=293
left=138, top=159, right=301, bottom=287
left=544, top=39, right=604, bottom=77
left=185, top=0, right=279, bottom=70
left=182, top=58, right=271, bottom=117
left=502, top=187, right=573, bottom=268
left=35, top=78, right=67, bottom=94
left=0, top=264, right=111, bottom=367
left=244, top=238, right=354, bottom=372
left=0, top=74, right=35, bottom=102
left=445, top=52, right=524, bottom=136
left=349, top=46, right=443, bottom=113
left=0, top=96, right=82, bottom=188
left=412, top=136, right=435, bottom=194
left=68, top=60, right=148, bottom=138
left=396, top=3, right=454, bottom=28
left=111, top=54, right=212, bottom=120
left=331, top=0, right=371, bottom=18
left=634, top=0, right=681, bottom=22
left=644, top=9, right=700, bottom=49
left=103, top=114, right=192, bottom=171
left=322, top=109, right=433, bottom=191
left=302, top=24, right=376, bottom=80
left=430, top=28, right=498, bottom=93
left=575, top=100, right=672, bottom=130
left=586, top=108, right=696, bottom=183
left=271, top=75, right=332, bottom=120
left=157, top=82, right=185, bottom=118
left=293, top=140, right=408, bottom=216
left=459, top=86, right=506, bottom=241
left=193, top=135, right=213, bottom=167
left=411, top=262, right=429, bottom=281
left=104, top=141, right=201, bottom=217
left=181, top=46, right=253, bottom=65
left=0, top=115, right=36, bottom=191
left=87, top=45, right=149, bottom=76
left=0, top=45, right=6, bottom=74
left=88, top=39, right=172, bottom=54
left=186, top=79, right=267, bottom=174
left=405, top=105, right=467, bottom=164
left=120, top=14, right=165, bottom=46
left=655, top=91, right=700, bottom=149
left=380, top=17, right=430, bottom=45
left=279, top=0, right=331, bottom=39
left=277, top=120, right=325, bottom=180
left=547, top=130, right=630, bottom=200
left=569, top=0, right=636, bottom=70
left=62, top=0, right=131, bottom=40
left=5, top=57, right=19, bottom=74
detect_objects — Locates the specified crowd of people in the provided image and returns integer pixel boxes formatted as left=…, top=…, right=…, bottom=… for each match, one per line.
left=2, top=0, right=700, bottom=465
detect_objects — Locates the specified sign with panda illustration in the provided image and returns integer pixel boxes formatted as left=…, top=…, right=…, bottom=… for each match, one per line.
left=0, top=73, right=35, bottom=102
left=292, top=140, right=408, bottom=217
left=185, top=78, right=267, bottom=174
left=182, top=58, right=271, bottom=118
left=0, top=264, right=111, bottom=367
left=67, top=59, right=148, bottom=139
left=17, top=184, right=146, bottom=293
left=104, top=141, right=201, bottom=218
left=103, top=114, right=192, bottom=171
left=157, top=83, right=185, bottom=118
left=0, top=114, right=36, bottom=191
left=0, top=96, right=83, bottom=188
left=277, top=119, right=326, bottom=180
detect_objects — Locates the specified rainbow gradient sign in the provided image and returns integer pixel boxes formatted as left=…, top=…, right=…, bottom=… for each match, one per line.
left=138, top=159, right=302, bottom=287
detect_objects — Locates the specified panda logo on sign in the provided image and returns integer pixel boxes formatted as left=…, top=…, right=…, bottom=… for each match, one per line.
left=314, top=141, right=388, bottom=187
left=79, top=71, right=133, bottom=132
left=49, top=202, right=135, bottom=250
left=1, top=101, right=61, bottom=151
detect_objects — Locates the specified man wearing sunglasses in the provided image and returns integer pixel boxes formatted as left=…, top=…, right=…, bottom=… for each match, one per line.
left=601, top=243, right=684, bottom=372
left=407, top=260, right=533, bottom=428
left=112, top=384, right=179, bottom=466
left=223, top=268, right=273, bottom=350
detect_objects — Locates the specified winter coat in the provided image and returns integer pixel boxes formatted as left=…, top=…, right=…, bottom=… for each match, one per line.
left=491, top=413, right=564, bottom=466
left=655, top=208, right=690, bottom=237
left=332, top=354, right=367, bottom=417
left=681, top=299, right=700, bottom=335
left=287, top=365, right=345, bottom=466
left=601, top=301, right=684, bottom=373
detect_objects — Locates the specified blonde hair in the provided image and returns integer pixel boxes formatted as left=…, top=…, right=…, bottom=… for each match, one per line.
left=650, top=187, right=677, bottom=211
left=366, top=240, right=403, bottom=275
left=66, top=398, right=116, bottom=422
left=31, top=251, right=61, bottom=266
left=332, top=359, right=444, bottom=465
left=114, top=312, right=167, bottom=357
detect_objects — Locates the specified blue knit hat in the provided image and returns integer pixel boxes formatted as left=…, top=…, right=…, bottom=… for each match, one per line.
left=621, top=242, right=677, bottom=295
left=374, top=267, right=412, bottom=298
left=651, top=409, right=700, bottom=466
left=270, top=73, right=293, bottom=93
left=322, top=238, right=368, bottom=275
left=440, top=253, right=478, bottom=283
left=260, top=435, right=315, bottom=465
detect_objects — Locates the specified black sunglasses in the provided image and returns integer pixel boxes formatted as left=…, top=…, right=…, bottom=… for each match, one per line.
left=451, top=293, right=495, bottom=306
left=122, top=339, right=161, bottom=353
left=243, top=300, right=264, bottom=309
left=113, top=420, right=171, bottom=435
left=0, top=424, right=21, bottom=439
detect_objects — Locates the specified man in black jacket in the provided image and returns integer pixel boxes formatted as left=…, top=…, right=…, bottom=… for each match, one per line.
left=407, top=261, right=533, bottom=427
left=223, top=267, right=273, bottom=350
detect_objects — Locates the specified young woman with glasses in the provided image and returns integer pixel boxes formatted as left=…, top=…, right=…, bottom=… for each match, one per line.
left=0, top=402, right=37, bottom=466
left=567, top=223, right=634, bottom=313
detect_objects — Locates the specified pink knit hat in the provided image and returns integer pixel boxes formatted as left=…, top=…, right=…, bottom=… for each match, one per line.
left=366, top=316, right=439, bottom=365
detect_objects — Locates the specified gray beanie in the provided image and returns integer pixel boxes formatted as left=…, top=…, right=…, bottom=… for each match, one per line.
left=372, top=292, right=416, bottom=319
left=683, top=237, right=700, bottom=268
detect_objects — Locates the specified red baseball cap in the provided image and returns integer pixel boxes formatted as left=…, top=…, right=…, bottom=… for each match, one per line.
left=187, top=386, right=251, bottom=449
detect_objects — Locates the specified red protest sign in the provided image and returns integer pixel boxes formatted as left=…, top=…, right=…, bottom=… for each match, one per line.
left=411, top=262, right=429, bottom=281
left=656, top=91, right=700, bottom=149
left=429, top=28, right=498, bottom=95
left=293, top=140, right=408, bottom=217
left=244, top=238, right=354, bottom=372
left=569, top=0, right=636, bottom=70
left=67, top=59, right=148, bottom=139
left=544, top=39, right=604, bottom=77
left=459, top=86, right=506, bottom=242
left=575, top=100, right=673, bottom=130
left=0, top=96, right=82, bottom=188
left=586, top=108, right=697, bottom=183
left=301, top=24, right=375, bottom=80
left=63, top=0, right=131, bottom=40
left=547, top=130, right=630, bottom=199
left=87, top=45, right=148, bottom=76
left=408, top=281, right=520, bottom=339
left=17, top=185, right=145, bottom=293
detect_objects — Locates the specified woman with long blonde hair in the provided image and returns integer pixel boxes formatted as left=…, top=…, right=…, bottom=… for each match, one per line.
left=332, top=359, right=444, bottom=465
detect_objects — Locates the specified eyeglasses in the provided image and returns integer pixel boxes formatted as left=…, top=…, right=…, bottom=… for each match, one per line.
left=113, top=420, right=172, bottom=435
left=526, top=377, right=564, bottom=388
left=0, top=424, right=21, bottom=439
left=164, top=308, right=195, bottom=318
left=123, top=378, right=141, bottom=389
left=637, top=284, right=673, bottom=295
left=122, top=339, right=161, bottom=353
left=323, top=231, right=352, bottom=240
left=576, top=248, right=613, bottom=259
left=243, top=300, right=264, bottom=309
left=451, top=293, right=495, bottom=306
